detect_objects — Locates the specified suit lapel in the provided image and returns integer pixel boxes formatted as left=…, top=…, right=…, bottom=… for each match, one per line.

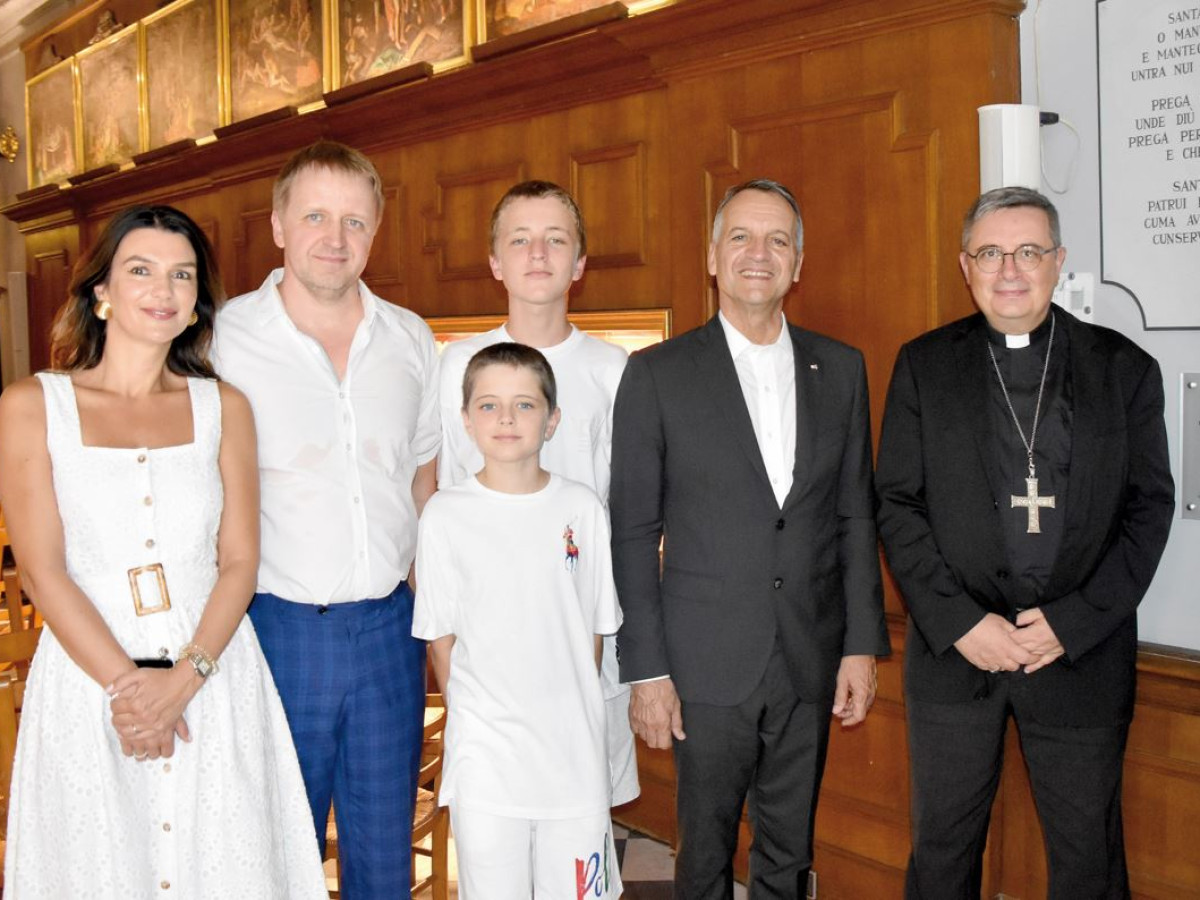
left=691, top=318, right=774, bottom=495
left=953, top=316, right=1006, bottom=504
left=1044, top=314, right=1104, bottom=597
left=782, top=327, right=820, bottom=511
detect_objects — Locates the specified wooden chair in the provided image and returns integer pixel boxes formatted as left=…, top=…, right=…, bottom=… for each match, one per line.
left=411, top=694, right=449, bottom=899
left=2, top=509, right=41, bottom=629
left=0, top=631, right=35, bottom=894
left=325, top=694, right=450, bottom=899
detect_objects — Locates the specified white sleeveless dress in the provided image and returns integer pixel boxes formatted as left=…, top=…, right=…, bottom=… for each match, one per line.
left=4, top=373, right=328, bottom=899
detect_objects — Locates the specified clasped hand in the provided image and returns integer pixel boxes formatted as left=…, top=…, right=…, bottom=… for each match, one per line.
left=108, top=666, right=200, bottom=761
left=954, top=610, right=1065, bottom=675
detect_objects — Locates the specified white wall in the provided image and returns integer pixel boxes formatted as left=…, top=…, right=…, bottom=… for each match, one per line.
left=1020, top=0, right=1200, bottom=650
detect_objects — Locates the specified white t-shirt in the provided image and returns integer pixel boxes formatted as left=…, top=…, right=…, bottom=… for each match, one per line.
left=213, top=269, right=440, bottom=603
left=437, top=325, right=627, bottom=502
left=413, top=475, right=622, bottom=819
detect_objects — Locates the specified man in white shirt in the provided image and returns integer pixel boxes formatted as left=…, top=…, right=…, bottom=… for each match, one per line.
left=436, top=180, right=639, bottom=807
left=212, top=141, right=440, bottom=897
left=609, top=180, right=890, bottom=897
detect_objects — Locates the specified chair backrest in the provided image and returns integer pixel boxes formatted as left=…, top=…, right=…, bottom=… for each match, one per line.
left=0, top=679, right=23, bottom=842
left=0, top=505, right=41, bottom=671
left=419, top=694, right=446, bottom=790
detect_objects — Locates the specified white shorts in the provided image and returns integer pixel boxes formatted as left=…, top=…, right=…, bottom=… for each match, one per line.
left=601, top=636, right=640, bottom=806
left=606, top=688, right=640, bottom=806
left=450, top=805, right=624, bottom=900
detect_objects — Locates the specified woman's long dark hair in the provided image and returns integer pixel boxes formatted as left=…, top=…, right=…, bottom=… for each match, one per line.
left=50, top=205, right=223, bottom=378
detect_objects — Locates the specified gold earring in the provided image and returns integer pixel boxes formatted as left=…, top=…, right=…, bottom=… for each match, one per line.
left=94, top=300, right=111, bottom=321
left=188, top=312, right=199, bottom=326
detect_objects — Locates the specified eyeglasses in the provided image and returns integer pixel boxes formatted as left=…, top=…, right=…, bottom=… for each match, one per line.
left=964, top=244, right=1059, bottom=273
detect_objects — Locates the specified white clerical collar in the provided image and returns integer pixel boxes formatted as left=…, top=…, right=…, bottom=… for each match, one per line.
left=1005, top=332, right=1031, bottom=349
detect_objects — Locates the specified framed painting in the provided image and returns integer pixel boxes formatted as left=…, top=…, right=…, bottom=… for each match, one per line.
left=425, top=308, right=671, bottom=353
left=25, top=58, right=79, bottom=188
left=483, top=0, right=613, bottom=41
left=229, top=0, right=325, bottom=121
left=143, top=0, right=222, bottom=149
left=336, top=0, right=466, bottom=87
left=76, top=23, right=141, bottom=171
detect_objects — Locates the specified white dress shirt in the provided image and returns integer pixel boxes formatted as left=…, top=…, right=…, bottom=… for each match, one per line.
left=213, top=269, right=441, bottom=604
left=719, top=311, right=797, bottom=508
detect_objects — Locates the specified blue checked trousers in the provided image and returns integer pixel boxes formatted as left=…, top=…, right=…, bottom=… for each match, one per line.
left=249, top=583, right=426, bottom=899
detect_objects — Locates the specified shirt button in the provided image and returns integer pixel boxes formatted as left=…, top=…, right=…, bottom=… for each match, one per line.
left=773, top=578, right=784, bottom=589
left=162, top=763, right=172, bottom=773
left=160, top=881, right=170, bottom=890
left=775, top=519, right=786, bottom=531
left=137, top=453, right=147, bottom=463
left=997, top=569, right=1010, bottom=580
left=144, top=496, right=153, bottom=506
left=145, top=539, right=155, bottom=549
left=338, top=391, right=346, bottom=400
left=162, top=822, right=171, bottom=832
left=159, top=647, right=169, bottom=657
left=354, top=496, right=361, bottom=504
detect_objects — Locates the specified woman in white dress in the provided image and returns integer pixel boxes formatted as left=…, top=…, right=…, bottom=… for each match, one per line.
left=0, top=205, right=328, bottom=898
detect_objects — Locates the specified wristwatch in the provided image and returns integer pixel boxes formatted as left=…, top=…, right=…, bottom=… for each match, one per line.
left=177, top=643, right=218, bottom=679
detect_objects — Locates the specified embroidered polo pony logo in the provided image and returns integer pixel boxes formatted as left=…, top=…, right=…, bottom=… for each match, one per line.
left=563, top=525, right=580, bottom=572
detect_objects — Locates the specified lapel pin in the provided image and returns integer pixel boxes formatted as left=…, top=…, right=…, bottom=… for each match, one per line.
left=809, top=363, right=819, bottom=370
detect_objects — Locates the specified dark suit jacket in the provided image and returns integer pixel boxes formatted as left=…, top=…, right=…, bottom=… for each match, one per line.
left=876, top=311, right=1174, bottom=726
left=610, top=316, right=890, bottom=708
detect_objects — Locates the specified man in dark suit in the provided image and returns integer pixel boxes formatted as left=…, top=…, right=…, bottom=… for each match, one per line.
left=876, top=186, right=1175, bottom=899
left=610, top=179, right=890, bottom=898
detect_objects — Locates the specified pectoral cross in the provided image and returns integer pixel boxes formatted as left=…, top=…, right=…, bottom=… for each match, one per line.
left=1011, top=476, right=1055, bottom=534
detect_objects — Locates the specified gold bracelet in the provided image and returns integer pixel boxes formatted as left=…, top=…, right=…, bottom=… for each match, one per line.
left=177, top=642, right=219, bottom=678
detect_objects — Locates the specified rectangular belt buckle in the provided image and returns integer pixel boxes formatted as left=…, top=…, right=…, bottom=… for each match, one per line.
left=128, top=563, right=171, bottom=616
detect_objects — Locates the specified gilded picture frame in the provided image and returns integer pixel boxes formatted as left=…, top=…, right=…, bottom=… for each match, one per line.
left=228, top=0, right=327, bottom=121
left=25, top=57, right=80, bottom=188
left=76, top=23, right=141, bottom=172
left=482, top=0, right=613, bottom=41
left=334, top=0, right=468, bottom=88
left=142, top=0, right=223, bottom=150
left=426, top=308, right=671, bottom=353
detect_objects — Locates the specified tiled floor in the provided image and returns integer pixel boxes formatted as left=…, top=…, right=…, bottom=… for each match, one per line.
left=401, top=823, right=749, bottom=899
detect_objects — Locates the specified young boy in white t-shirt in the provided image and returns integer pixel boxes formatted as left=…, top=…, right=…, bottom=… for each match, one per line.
left=413, top=342, right=623, bottom=899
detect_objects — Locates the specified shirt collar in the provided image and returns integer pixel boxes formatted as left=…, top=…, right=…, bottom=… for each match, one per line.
left=718, top=310, right=790, bottom=361
left=253, top=268, right=389, bottom=332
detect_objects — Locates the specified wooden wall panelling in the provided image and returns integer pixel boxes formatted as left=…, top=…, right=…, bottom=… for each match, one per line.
left=812, top=622, right=910, bottom=891
left=422, top=163, right=527, bottom=286
left=562, top=90, right=672, bottom=315
left=234, top=207, right=279, bottom=299
left=28, top=245, right=70, bottom=373
left=363, top=185, right=405, bottom=291
left=20, top=219, right=80, bottom=373
left=570, top=141, right=647, bottom=270
left=989, top=650, right=1200, bottom=900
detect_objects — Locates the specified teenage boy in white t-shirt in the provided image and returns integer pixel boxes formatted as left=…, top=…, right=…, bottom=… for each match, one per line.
left=436, top=181, right=639, bottom=807
left=414, top=343, right=623, bottom=898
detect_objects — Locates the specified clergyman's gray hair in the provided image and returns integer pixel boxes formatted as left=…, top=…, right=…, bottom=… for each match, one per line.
left=961, top=186, right=1061, bottom=250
